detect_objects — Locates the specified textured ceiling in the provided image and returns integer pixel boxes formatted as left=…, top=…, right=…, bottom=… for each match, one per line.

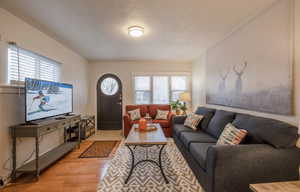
left=0, top=0, right=277, bottom=61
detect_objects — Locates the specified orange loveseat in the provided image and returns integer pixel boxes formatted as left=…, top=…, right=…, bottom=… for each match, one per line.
left=123, top=104, right=174, bottom=137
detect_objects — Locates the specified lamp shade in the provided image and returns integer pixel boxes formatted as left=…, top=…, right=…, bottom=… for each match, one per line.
left=179, top=92, right=191, bottom=102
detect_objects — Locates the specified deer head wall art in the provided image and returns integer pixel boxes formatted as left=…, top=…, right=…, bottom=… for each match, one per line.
left=233, top=61, right=247, bottom=94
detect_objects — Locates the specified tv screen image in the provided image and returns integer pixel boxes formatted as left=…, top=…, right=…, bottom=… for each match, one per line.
left=25, top=78, right=73, bottom=122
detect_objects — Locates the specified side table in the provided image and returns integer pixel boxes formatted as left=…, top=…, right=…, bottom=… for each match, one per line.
left=250, top=181, right=300, bottom=192
left=80, top=115, right=96, bottom=139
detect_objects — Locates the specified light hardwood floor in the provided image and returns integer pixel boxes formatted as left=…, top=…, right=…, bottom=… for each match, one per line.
left=3, top=131, right=122, bottom=192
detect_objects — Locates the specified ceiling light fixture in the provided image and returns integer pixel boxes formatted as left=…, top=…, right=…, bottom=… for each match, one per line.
left=128, top=26, right=144, bottom=37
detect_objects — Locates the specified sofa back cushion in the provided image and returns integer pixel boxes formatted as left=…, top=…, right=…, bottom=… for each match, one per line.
left=206, top=110, right=236, bottom=139
left=126, top=105, right=148, bottom=117
left=149, top=105, right=170, bottom=119
left=232, top=113, right=298, bottom=148
left=194, top=107, right=216, bottom=130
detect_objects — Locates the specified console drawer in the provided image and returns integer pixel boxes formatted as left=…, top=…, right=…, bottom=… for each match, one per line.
left=57, top=121, right=69, bottom=129
left=39, top=125, right=58, bottom=135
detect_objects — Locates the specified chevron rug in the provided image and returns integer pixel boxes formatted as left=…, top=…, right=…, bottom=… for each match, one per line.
left=98, top=139, right=202, bottom=192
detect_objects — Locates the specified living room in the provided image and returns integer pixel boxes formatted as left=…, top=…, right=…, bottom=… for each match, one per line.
left=0, top=0, right=299, bottom=192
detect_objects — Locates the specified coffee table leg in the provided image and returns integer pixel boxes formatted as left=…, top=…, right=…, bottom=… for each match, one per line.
left=125, top=144, right=169, bottom=184
left=159, top=144, right=169, bottom=184
left=125, top=145, right=135, bottom=184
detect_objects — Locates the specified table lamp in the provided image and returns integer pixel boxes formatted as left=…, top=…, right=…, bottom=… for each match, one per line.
left=179, top=92, right=191, bottom=115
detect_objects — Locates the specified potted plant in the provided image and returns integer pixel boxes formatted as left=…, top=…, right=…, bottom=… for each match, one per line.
left=180, top=103, right=188, bottom=115
left=170, top=100, right=182, bottom=115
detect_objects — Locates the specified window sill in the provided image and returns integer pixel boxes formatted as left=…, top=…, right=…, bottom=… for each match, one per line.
left=0, top=84, right=24, bottom=94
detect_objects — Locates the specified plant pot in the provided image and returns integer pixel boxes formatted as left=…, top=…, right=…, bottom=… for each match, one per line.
left=175, top=109, right=181, bottom=115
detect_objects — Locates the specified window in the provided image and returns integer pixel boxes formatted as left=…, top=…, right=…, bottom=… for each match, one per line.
left=153, top=76, right=169, bottom=104
left=8, top=45, right=60, bottom=83
left=134, top=76, right=151, bottom=104
left=171, top=76, right=188, bottom=101
left=133, top=75, right=189, bottom=104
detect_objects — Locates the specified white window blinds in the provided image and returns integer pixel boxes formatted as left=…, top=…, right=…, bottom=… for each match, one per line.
left=153, top=76, right=169, bottom=104
left=8, top=44, right=60, bottom=83
left=134, top=76, right=151, bottom=104
left=133, top=75, right=190, bottom=104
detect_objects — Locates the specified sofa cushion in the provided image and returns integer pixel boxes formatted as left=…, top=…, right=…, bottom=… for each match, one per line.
left=189, top=143, right=215, bottom=170
left=180, top=131, right=217, bottom=149
left=126, top=105, right=148, bottom=117
left=184, top=113, right=204, bottom=131
left=149, top=105, right=170, bottom=119
left=152, top=119, right=170, bottom=128
left=172, top=115, right=187, bottom=124
left=206, top=110, right=236, bottom=139
left=195, top=107, right=216, bottom=130
left=173, top=123, right=194, bottom=137
left=217, top=123, right=247, bottom=145
left=232, top=113, right=298, bottom=148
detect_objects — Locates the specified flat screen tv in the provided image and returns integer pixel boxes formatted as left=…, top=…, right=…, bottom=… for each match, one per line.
left=25, top=78, right=73, bottom=122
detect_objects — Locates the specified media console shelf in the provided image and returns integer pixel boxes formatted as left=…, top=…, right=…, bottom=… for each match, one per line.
left=10, top=115, right=81, bottom=180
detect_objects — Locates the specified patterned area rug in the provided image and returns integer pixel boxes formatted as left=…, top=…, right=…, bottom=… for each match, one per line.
left=79, top=141, right=119, bottom=158
left=98, top=139, right=202, bottom=192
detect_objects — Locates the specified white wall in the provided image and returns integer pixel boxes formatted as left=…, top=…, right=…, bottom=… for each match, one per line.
left=192, top=53, right=207, bottom=110
left=87, top=61, right=192, bottom=124
left=0, top=8, right=89, bottom=180
left=192, top=0, right=300, bottom=126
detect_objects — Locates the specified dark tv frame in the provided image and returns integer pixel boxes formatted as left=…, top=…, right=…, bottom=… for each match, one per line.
left=25, top=78, right=73, bottom=123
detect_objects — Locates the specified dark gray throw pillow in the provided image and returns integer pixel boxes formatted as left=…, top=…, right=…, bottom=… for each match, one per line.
left=194, top=107, right=216, bottom=130
left=199, top=112, right=214, bottom=131
left=206, top=110, right=236, bottom=139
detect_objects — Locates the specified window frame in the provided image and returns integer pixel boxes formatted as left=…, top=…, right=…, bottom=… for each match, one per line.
left=133, top=73, right=191, bottom=105
left=7, top=44, right=61, bottom=84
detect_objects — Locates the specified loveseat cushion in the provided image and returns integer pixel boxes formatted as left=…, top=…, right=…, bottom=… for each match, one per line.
left=149, top=105, right=170, bottom=119
left=180, top=131, right=217, bottom=149
left=126, top=105, right=148, bottom=117
left=131, top=120, right=170, bottom=128
left=173, top=123, right=194, bottom=137
left=232, top=113, right=299, bottom=148
left=194, top=107, right=216, bottom=130
left=190, top=143, right=215, bottom=170
left=152, top=119, right=169, bottom=128
left=206, top=110, right=236, bottom=139
left=130, top=120, right=140, bottom=125
left=128, top=108, right=141, bottom=120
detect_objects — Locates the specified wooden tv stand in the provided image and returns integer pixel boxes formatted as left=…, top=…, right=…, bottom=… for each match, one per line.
left=10, top=115, right=81, bottom=180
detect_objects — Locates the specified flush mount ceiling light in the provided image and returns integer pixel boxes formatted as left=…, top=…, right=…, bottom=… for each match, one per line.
left=128, top=26, right=144, bottom=37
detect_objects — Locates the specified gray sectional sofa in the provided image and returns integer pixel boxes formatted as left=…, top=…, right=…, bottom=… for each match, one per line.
left=172, top=107, right=300, bottom=192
